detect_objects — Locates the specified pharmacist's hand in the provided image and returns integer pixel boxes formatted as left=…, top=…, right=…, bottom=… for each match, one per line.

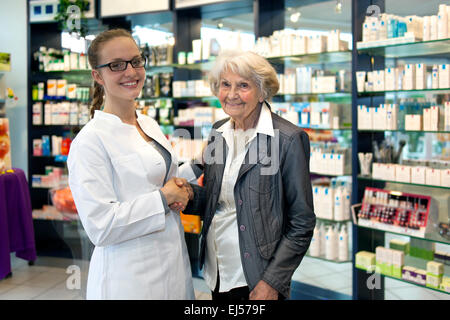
left=249, top=280, right=279, bottom=300
left=168, top=178, right=194, bottom=212
left=160, top=178, right=190, bottom=210
left=174, top=178, right=193, bottom=200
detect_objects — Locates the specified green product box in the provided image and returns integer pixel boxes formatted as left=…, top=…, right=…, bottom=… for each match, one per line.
left=376, top=261, right=392, bottom=276
left=389, top=239, right=410, bottom=255
left=426, top=273, right=442, bottom=289
left=392, top=265, right=402, bottom=278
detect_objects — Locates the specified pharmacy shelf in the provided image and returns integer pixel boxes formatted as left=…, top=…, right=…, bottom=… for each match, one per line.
left=277, top=92, right=351, bottom=98
left=311, top=172, right=352, bottom=177
left=356, top=224, right=450, bottom=246
left=300, top=126, right=352, bottom=131
left=357, top=38, right=450, bottom=58
left=355, top=265, right=449, bottom=295
left=32, top=155, right=68, bottom=162
left=358, top=129, right=450, bottom=134
left=358, top=175, right=449, bottom=190
left=32, top=124, right=83, bottom=128
left=266, top=50, right=352, bottom=66
left=317, top=218, right=352, bottom=224
left=357, top=88, right=450, bottom=97
left=355, top=253, right=450, bottom=295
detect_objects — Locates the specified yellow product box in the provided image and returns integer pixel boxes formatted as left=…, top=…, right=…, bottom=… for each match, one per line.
left=180, top=212, right=201, bottom=234
left=356, top=251, right=376, bottom=271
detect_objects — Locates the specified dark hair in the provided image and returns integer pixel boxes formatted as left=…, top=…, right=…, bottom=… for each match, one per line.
left=87, top=28, right=136, bottom=118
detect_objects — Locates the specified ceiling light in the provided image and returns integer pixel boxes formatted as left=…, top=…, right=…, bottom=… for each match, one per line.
left=335, top=0, right=342, bottom=14
left=290, top=12, right=301, bottom=23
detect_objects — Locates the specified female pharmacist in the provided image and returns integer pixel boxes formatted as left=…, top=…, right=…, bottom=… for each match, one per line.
left=179, top=50, right=316, bottom=300
left=67, top=29, right=195, bottom=300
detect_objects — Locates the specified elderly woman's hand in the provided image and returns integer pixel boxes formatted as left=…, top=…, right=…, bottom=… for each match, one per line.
left=249, top=280, right=279, bottom=300
left=167, top=178, right=194, bottom=212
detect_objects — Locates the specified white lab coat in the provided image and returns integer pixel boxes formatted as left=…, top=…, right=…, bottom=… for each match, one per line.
left=67, top=110, right=196, bottom=300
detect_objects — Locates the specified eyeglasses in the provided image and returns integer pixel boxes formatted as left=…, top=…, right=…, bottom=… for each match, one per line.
left=95, top=56, right=147, bottom=72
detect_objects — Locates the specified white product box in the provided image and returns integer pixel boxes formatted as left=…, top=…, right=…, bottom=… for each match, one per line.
left=416, top=63, right=427, bottom=90
left=430, top=15, right=438, bottom=40
left=426, top=167, right=441, bottom=186
left=293, top=35, right=308, bottom=55
left=373, top=105, right=386, bottom=130
left=192, top=39, right=202, bottom=62
left=365, top=107, right=374, bottom=130
left=441, top=169, right=450, bottom=188
left=385, top=163, right=396, bottom=179
left=386, top=104, right=398, bottom=130
left=428, top=261, right=444, bottom=276
left=356, top=71, right=366, bottom=92
left=405, top=114, right=422, bottom=131
left=446, top=101, right=450, bottom=130
left=403, top=64, right=415, bottom=90
left=437, top=7, right=448, bottom=39
left=372, top=163, right=383, bottom=179
left=308, top=35, right=327, bottom=53
left=439, top=64, right=450, bottom=88
left=357, top=105, right=365, bottom=129
left=375, top=70, right=385, bottom=91
left=392, top=249, right=404, bottom=267
left=44, top=103, right=52, bottom=125
left=47, top=79, right=56, bottom=97
left=423, top=16, right=431, bottom=41
left=396, top=165, right=411, bottom=183
left=385, top=67, right=397, bottom=91
left=423, top=108, right=431, bottom=131
left=432, top=65, right=439, bottom=89
left=335, top=154, right=345, bottom=176
left=411, top=166, right=427, bottom=185
left=56, top=79, right=67, bottom=97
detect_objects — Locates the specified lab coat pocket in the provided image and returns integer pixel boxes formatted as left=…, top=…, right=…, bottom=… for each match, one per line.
left=111, top=153, right=149, bottom=199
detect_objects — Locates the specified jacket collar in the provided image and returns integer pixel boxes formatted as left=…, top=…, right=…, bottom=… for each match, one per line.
left=215, top=101, right=275, bottom=138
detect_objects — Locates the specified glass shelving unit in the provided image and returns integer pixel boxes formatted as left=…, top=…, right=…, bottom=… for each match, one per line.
left=357, top=38, right=450, bottom=58
left=354, top=26, right=450, bottom=299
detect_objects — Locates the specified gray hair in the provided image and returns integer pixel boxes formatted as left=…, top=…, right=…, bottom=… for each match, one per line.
left=208, top=50, right=279, bottom=101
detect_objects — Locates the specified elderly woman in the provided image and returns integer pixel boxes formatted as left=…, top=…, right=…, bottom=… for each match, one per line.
left=181, top=50, right=316, bottom=300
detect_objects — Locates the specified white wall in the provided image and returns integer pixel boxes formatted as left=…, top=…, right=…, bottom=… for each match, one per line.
left=0, top=0, right=28, bottom=175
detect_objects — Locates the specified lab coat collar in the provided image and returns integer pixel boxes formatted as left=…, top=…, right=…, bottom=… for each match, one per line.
left=94, top=110, right=176, bottom=162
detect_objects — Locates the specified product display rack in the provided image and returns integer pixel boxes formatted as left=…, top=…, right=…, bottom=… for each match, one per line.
left=351, top=0, right=450, bottom=300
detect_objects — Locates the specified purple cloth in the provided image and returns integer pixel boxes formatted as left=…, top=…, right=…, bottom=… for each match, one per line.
left=0, top=168, right=36, bottom=280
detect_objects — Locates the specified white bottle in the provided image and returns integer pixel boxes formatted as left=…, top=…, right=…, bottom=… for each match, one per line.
left=325, top=226, right=337, bottom=261
left=334, top=187, right=344, bottom=221
left=319, top=223, right=326, bottom=257
left=338, top=225, right=349, bottom=261
left=309, top=224, right=321, bottom=257
left=342, top=187, right=351, bottom=220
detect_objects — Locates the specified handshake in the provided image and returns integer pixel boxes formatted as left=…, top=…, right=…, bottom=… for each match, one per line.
left=160, top=177, right=194, bottom=212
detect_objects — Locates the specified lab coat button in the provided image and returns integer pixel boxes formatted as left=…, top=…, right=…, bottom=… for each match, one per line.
left=240, top=225, right=246, bottom=231
left=238, top=199, right=243, bottom=206
left=244, top=252, right=250, bottom=259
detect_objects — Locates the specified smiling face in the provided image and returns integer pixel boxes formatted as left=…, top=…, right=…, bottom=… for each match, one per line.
left=91, top=36, right=145, bottom=102
left=218, top=70, right=263, bottom=125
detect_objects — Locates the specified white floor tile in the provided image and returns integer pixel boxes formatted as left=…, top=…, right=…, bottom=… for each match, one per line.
left=0, top=285, right=49, bottom=300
